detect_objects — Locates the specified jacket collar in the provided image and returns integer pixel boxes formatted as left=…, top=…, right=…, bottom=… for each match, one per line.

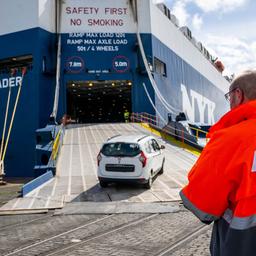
left=208, top=100, right=256, bottom=138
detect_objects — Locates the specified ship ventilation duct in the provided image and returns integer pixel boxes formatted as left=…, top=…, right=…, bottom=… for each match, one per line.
left=135, top=38, right=182, bottom=114
left=51, top=0, right=63, bottom=123
left=132, top=1, right=182, bottom=118
left=136, top=31, right=182, bottom=115
left=142, top=83, right=167, bottom=126
left=129, top=0, right=138, bottom=22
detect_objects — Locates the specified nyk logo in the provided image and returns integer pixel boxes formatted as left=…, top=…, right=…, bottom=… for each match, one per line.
left=181, top=84, right=216, bottom=124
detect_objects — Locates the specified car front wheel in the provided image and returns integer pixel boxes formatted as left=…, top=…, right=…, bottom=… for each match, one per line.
left=159, top=159, right=165, bottom=175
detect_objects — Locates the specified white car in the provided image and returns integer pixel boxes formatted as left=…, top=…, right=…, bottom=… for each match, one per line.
left=97, top=134, right=165, bottom=189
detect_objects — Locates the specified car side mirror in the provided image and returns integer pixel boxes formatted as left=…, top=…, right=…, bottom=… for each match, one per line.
left=160, top=145, right=165, bottom=149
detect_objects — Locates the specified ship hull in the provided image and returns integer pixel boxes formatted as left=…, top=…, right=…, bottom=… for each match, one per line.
left=0, top=0, right=229, bottom=177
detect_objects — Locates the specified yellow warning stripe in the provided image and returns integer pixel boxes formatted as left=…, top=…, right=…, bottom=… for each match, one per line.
left=140, top=123, right=201, bottom=156
left=52, top=130, right=61, bottom=160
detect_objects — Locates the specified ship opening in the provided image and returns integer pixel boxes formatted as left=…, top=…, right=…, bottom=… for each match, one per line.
left=67, top=80, right=132, bottom=123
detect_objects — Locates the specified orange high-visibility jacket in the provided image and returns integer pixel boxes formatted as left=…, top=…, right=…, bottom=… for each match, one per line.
left=180, top=100, right=256, bottom=256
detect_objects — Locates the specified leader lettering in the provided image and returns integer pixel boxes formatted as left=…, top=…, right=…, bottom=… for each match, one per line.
left=0, top=77, right=22, bottom=89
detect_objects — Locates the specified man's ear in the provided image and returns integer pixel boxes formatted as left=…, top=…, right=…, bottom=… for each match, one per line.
left=238, top=88, right=245, bottom=105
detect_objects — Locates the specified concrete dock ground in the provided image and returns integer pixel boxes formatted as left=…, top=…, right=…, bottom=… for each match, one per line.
left=0, top=201, right=211, bottom=256
left=0, top=174, right=211, bottom=255
left=0, top=178, right=30, bottom=207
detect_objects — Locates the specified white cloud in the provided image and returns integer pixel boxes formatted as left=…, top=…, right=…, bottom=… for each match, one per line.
left=204, top=35, right=256, bottom=75
left=163, top=0, right=254, bottom=76
left=192, top=0, right=247, bottom=13
left=172, top=1, right=190, bottom=26
left=192, top=13, right=203, bottom=30
left=153, top=0, right=165, bottom=4
left=165, top=0, right=248, bottom=13
left=193, top=0, right=247, bottom=13
left=251, top=42, right=256, bottom=55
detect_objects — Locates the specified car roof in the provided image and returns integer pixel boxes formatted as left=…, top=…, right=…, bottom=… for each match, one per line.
left=106, top=134, right=151, bottom=144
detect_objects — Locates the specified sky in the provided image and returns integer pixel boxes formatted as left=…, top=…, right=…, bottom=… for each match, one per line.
left=154, top=0, right=256, bottom=76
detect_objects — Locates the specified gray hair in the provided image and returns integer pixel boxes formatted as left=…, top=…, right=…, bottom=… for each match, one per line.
left=231, top=70, right=256, bottom=100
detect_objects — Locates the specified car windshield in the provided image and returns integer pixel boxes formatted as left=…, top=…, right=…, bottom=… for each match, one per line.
left=101, top=142, right=141, bottom=157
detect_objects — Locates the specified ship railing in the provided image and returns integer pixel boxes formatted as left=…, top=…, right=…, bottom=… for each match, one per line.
left=131, top=112, right=158, bottom=126
left=48, top=125, right=65, bottom=169
left=23, top=123, right=65, bottom=196
left=131, top=112, right=208, bottom=149
left=50, top=126, right=63, bottom=162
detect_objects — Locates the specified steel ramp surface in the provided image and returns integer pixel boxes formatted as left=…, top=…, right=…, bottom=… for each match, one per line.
left=0, top=123, right=197, bottom=212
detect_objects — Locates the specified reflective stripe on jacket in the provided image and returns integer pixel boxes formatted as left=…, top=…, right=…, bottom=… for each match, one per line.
left=180, top=100, right=256, bottom=256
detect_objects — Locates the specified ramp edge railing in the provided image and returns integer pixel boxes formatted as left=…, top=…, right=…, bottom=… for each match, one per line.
left=21, top=124, right=65, bottom=197
left=131, top=112, right=209, bottom=150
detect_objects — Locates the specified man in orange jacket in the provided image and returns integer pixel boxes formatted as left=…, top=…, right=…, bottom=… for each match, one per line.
left=180, top=70, right=256, bottom=256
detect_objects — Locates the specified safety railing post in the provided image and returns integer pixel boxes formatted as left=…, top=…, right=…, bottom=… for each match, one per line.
left=0, top=161, right=6, bottom=185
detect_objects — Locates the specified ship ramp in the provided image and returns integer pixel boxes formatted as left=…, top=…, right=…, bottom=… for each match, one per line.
left=0, top=123, right=197, bottom=212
